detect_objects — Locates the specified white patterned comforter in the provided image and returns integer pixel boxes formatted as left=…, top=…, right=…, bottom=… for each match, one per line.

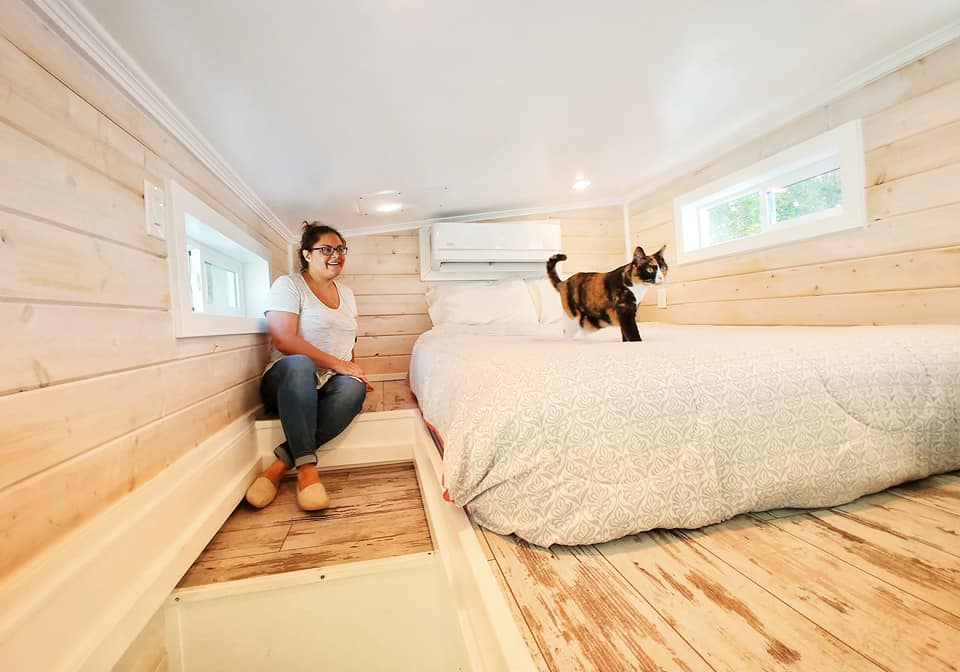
left=409, top=323, right=960, bottom=546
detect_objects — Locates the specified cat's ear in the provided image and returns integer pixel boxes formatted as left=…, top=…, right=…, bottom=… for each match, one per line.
left=632, top=246, right=647, bottom=263
left=654, top=244, right=668, bottom=269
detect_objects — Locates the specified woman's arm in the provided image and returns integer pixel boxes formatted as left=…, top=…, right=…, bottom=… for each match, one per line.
left=267, top=311, right=368, bottom=381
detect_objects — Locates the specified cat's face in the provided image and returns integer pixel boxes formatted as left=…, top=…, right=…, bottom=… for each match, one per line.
left=629, top=244, right=668, bottom=285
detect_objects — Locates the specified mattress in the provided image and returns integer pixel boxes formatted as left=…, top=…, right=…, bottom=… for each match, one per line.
left=409, top=322, right=960, bottom=546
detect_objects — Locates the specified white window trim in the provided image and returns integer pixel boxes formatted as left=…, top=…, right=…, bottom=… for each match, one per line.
left=168, top=180, right=270, bottom=337
left=674, top=119, right=866, bottom=265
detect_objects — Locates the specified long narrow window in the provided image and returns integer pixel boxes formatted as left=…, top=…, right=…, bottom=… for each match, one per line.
left=674, top=119, right=865, bottom=264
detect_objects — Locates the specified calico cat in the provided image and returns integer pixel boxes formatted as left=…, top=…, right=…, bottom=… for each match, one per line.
left=546, top=245, right=667, bottom=342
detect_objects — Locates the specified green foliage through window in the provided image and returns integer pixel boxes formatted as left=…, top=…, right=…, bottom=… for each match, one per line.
left=699, top=168, right=841, bottom=246
left=772, top=169, right=841, bottom=223
left=703, top=192, right=761, bottom=244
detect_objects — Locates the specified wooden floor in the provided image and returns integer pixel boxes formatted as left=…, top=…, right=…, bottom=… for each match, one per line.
left=178, top=463, right=432, bottom=587
left=477, top=471, right=960, bottom=672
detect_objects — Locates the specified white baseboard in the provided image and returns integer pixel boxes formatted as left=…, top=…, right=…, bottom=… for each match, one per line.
left=255, top=408, right=417, bottom=470
left=411, top=422, right=538, bottom=672
left=0, top=410, right=262, bottom=672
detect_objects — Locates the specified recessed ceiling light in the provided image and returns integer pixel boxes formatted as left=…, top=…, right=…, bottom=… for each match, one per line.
left=375, top=202, right=403, bottom=213
left=572, top=178, right=591, bottom=191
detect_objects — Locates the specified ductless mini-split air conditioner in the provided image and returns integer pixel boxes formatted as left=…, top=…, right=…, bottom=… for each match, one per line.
left=419, top=221, right=562, bottom=280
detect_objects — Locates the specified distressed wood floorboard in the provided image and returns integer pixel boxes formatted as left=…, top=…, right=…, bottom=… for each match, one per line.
left=178, top=463, right=432, bottom=587
left=483, top=472, right=960, bottom=672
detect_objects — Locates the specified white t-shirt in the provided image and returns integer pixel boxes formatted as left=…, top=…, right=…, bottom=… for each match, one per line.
left=263, top=273, right=359, bottom=388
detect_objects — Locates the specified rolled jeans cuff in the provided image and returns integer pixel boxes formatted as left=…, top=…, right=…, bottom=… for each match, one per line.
left=274, top=445, right=317, bottom=469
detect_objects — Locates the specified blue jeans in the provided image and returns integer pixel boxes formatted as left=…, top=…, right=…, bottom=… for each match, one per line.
left=260, top=355, right=367, bottom=468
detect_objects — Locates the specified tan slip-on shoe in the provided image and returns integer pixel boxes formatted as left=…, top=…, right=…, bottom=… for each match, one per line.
left=244, top=476, right=278, bottom=508
left=297, top=481, right=330, bottom=511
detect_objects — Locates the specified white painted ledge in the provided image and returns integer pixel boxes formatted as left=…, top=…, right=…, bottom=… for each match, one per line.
left=255, top=408, right=418, bottom=470
left=0, top=409, right=262, bottom=672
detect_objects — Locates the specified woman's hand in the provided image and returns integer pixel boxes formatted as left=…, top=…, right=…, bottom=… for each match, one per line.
left=333, top=360, right=375, bottom=392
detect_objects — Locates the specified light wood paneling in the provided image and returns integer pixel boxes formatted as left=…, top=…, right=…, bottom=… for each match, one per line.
left=0, top=210, right=170, bottom=308
left=1, top=302, right=175, bottom=394
left=0, top=380, right=261, bottom=577
left=355, top=334, right=419, bottom=358
left=340, top=232, right=425, bottom=379
left=636, top=287, right=960, bottom=325
left=0, top=0, right=278, bottom=587
left=345, top=252, right=419, bottom=275
left=347, top=274, right=428, bottom=296
left=174, top=332, right=268, bottom=359
left=0, top=120, right=163, bottom=255
left=357, top=314, right=433, bottom=337
left=346, top=234, right=420, bottom=256
left=866, top=118, right=960, bottom=185
left=355, top=355, right=412, bottom=376
left=0, top=33, right=148, bottom=194
left=0, top=345, right=265, bottom=490
left=355, top=293, right=428, bottom=316
left=863, top=78, right=960, bottom=150
left=866, top=160, right=960, bottom=220
left=629, top=40, right=960, bottom=325
left=661, top=247, right=960, bottom=307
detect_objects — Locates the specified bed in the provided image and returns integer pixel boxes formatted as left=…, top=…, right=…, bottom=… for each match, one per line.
left=409, top=315, right=960, bottom=546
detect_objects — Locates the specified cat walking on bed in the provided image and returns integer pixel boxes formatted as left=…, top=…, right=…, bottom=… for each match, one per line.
left=547, top=245, right=667, bottom=342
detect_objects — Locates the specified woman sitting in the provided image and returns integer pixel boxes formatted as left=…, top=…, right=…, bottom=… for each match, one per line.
left=245, top=221, right=371, bottom=511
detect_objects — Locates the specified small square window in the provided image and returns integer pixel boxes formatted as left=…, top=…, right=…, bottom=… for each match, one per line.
left=167, top=181, right=271, bottom=337
left=674, top=120, right=866, bottom=264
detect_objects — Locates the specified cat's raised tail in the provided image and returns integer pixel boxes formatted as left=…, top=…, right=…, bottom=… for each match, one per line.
left=546, top=253, right=567, bottom=288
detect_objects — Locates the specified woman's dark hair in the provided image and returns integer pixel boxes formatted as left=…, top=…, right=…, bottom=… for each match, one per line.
left=299, top=221, right=346, bottom=271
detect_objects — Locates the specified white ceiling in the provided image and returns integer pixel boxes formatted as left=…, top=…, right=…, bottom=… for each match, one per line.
left=75, top=0, right=960, bottom=236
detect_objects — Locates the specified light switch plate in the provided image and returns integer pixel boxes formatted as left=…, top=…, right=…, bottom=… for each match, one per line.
left=144, top=179, right=166, bottom=240
left=657, top=287, right=667, bottom=308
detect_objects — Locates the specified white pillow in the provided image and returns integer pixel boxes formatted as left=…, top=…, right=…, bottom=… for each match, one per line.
left=525, top=277, right=566, bottom=324
left=426, top=279, right=539, bottom=326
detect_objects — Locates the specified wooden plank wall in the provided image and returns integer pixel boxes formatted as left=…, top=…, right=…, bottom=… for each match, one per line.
left=0, top=0, right=289, bottom=590
left=629, top=39, right=960, bottom=325
left=341, top=205, right=626, bottom=399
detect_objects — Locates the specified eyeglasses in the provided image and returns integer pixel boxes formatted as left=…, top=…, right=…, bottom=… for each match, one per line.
left=310, top=245, right=348, bottom=256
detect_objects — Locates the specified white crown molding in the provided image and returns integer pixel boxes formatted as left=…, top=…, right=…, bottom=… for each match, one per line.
left=27, top=0, right=295, bottom=243
left=340, top=195, right=626, bottom=237
left=623, top=22, right=960, bottom=204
